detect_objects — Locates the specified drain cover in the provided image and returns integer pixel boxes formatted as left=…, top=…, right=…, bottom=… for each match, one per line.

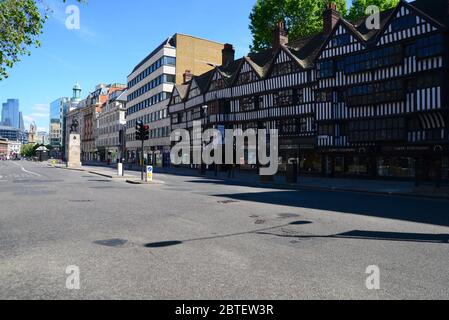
left=278, top=213, right=301, bottom=219
left=69, top=200, right=92, bottom=203
left=94, top=239, right=128, bottom=247
left=218, top=200, right=238, bottom=204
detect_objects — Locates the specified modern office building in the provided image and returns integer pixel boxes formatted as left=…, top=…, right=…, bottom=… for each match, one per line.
left=50, top=97, right=69, bottom=149
left=1, top=99, right=20, bottom=128
left=96, top=89, right=127, bottom=163
left=169, top=0, right=449, bottom=183
left=0, top=125, right=28, bottom=144
left=126, top=34, right=227, bottom=166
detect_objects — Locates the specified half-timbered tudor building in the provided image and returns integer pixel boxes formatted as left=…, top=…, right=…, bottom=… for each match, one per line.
left=168, top=0, right=449, bottom=182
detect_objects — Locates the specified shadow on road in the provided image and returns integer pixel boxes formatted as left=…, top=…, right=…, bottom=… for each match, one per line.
left=257, top=230, right=449, bottom=244
left=210, top=190, right=449, bottom=228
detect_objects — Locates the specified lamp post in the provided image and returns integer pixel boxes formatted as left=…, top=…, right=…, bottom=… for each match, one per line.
left=200, top=105, right=208, bottom=176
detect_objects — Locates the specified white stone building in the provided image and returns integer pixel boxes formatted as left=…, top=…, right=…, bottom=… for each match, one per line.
left=96, top=89, right=127, bottom=163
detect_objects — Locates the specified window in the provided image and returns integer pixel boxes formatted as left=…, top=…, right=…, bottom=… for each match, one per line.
left=274, top=89, right=298, bottom=107
left=236, top=71, right=258, bottom=85
left=315, top=90, right=333, bottom=103
left=317, top=60, right=335, bottom=79
left=209, top=77, right=227, bottom=91
left=277, top=119, right=298, bottom=135
left=331, top=33, right=351, bottom=47
left=344, top=45, right=403, bottom=74
left=348, top=118, right=405, bottom=142
left=416, top=34, right=445, bottom=59
left=391, top=14, right=416, bottom=32
left=272, top=62, right=300, bottom=77
left=346, top=80, right=405, bottom=106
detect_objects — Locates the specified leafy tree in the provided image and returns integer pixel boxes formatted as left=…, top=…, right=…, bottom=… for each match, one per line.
left=249, top=0, right=400, bottom=52
left=347, top=0, right=400, bottom=22
left=249, top=0, right=348, bottom=52
left=21, top=143, right=36, bottom=157
left=0, top=0, right=83, bottom=80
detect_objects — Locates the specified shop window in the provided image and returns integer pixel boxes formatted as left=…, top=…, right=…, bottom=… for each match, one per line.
left=377, top=157, right=416, bottom=178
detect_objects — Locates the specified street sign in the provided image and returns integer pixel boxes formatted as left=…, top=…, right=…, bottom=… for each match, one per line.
left=146, top=165, right=153, bottom=182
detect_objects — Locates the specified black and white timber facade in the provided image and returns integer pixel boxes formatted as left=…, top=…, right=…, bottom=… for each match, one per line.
left=168, top=0, right=449, bottom=182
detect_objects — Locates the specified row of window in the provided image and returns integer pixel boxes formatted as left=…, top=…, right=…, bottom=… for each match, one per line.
left=126, top=92, right=171, bottom=116
left=127, top=108, right=169, bottom=129
left=128, top=56, right=176, bottom=89
left=277, top=118, right=315, bottom=135
left=128, top=74, right=176, bottom=102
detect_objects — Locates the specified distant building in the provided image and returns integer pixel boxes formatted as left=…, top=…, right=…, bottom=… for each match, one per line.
left=28, top=122, right=37, bottom=144
left=8, top=140, right=21, bottom=159
left=36, top=131, right=49, bottom=145
left=96, top=89, right=127, bottom=163
left=126, top=34, right=226, bottom=166
left=0, top=138, right=7, bottom=158
left=50, top=97, right=69, bottom=150
left=19, top=112, right=25, bottom=131
left=80, top=83, right=126, bottom=162
left=1, top=99, right=19, bottom=128
left=0, top=125, right=27, bottom=144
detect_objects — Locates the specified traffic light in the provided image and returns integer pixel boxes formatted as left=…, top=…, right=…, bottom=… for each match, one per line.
left=143, top=125, right=150, bottom=141
left=135, top=121, right=143, bottom=141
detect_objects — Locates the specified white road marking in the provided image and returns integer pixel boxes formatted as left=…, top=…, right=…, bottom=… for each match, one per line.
left=11, top=162, right=42, bottom=177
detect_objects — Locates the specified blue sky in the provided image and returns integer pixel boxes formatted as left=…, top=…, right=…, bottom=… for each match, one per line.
left=0, top=0, right=359, bottom=132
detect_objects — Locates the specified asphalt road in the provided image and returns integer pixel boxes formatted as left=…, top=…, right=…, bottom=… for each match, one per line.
left=0, top=160, right=448, bottom=299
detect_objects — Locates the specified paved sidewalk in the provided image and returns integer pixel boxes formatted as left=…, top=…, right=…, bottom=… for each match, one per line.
left=73, top=161, right=449, bottom=200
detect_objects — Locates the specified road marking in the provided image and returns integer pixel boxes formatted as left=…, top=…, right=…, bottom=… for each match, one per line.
left=11, top=162, right=42, bottom=177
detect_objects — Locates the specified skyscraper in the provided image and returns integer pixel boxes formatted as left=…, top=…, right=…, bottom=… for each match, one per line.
left=1, top=99, right=20, bottom=128
left=19, top=112, right=25, bottom=131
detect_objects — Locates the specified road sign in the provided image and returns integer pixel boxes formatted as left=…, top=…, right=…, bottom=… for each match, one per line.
left=146, top=165, right=153, bottom=182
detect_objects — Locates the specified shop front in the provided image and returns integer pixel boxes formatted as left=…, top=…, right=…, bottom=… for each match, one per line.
left=319, top=144, right=449, bottom=182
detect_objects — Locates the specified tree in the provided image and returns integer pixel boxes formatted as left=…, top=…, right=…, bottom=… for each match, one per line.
left=0, top=0, right=83, bottom=80
left=21, top=143, right=36, bottom=157
left=249, top=0, right=399, bottom=52
left=347, top=0, right=400, bottom=22
left=249, top=0, right=348, bottom=52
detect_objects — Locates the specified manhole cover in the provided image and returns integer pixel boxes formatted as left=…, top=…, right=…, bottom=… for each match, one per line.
left=278, top=213, right=301, bottom=219
left=94, top=239, right=128, bottom=247
left=218, top=200, right=238, bottom=204
left=69, top=200, right=92, bottom=203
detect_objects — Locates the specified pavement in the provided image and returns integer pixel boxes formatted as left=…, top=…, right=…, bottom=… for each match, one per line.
left=1, top=160, right=449, bottom=299
left=81, top=161, right=449, bottom=200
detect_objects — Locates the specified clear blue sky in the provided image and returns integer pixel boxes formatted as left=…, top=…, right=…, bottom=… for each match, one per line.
left=0, top=0, right=358, bottom=132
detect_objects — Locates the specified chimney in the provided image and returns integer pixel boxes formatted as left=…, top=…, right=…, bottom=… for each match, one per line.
left=272, top=20, right=289, bottom=50
left=183, top=70, right=192, bottom=84
left=222, top=43, right=235, bottom=67
left=323, top=2, right=340, bottom=35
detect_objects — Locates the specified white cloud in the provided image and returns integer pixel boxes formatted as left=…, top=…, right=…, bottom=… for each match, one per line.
left=32, top=104, right=50, bottom=112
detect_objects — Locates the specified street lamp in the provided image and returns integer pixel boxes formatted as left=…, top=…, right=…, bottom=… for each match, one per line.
left=200, top=105, right=208, bottom=175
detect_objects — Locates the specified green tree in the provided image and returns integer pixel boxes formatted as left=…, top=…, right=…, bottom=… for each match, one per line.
left=0, top=0, right=83, bottom=80
left=21, top=144, right=36, bottom=157
left=249, top=0, right=399, bottom=52
left=347, top=0, right=400, bottom=22
left=249, top=0, right=348, bottom=52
